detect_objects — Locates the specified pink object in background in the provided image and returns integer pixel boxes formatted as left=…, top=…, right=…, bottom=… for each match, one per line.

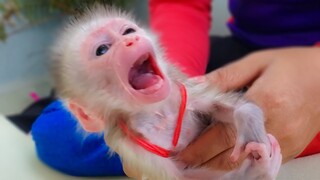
left=29, top=92, right=40, bottom=102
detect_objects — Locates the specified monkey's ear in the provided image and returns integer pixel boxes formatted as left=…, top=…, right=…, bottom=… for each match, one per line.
left=68, top=102, right=104, bottom=132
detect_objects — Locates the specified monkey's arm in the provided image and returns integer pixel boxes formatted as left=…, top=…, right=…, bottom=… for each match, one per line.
left=149, top=0, right=211, bottom=76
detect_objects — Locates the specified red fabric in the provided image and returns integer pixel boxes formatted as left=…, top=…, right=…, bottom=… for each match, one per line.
left=149, top=0, right=320, bottom=158
left=149, top=0, right=212, bottom=77
left=297, top=132, right=320, bottom=157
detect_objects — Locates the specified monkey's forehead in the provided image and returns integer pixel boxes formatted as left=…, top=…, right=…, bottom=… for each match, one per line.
left=78, top=17, right=135, bottom=33
left=59, top=17, right=139, bottom=55
left=51, top=5, right=143, bottom=64
left=58, top=4, right=141, bottom=42
left=55, top=17, right=134, bottom=51
left=70, top=5, right=136, bottom=30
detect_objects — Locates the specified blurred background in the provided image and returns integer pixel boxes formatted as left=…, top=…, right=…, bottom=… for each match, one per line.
left=0, top=0, right=230, bottom=116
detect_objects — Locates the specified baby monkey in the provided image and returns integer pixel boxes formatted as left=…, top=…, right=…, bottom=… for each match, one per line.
left=52, top=5, right=282, bottom=180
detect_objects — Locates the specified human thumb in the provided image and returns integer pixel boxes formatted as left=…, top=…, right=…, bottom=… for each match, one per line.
left=206, top=54, right=270, bottom=92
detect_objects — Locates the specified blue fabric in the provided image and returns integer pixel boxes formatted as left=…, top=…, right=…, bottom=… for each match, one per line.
left=31, top=101, right=125, bottom=176
left=228, top=0, right=320, bottom=47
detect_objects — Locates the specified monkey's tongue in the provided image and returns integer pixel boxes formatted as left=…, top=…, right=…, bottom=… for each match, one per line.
left=130, top=73, right=161, bottom=90
left=129, top=59, right=162, bottom=90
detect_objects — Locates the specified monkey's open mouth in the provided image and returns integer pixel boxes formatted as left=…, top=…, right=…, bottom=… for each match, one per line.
left=129, top=54, right=163, bottom=92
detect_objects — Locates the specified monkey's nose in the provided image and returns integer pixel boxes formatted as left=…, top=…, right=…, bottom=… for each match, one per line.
left=124, top=36, right=140, bottom=47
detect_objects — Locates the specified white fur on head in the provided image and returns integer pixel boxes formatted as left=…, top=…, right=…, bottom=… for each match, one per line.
left=51, top=4, right=141, bottom=127
left=52, top=4, right=134, bottom=98
left=51, top=3, right=175, bottom=122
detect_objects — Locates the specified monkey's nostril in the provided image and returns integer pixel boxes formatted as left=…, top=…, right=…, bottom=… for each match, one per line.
left=126, top=41, right=133, bottom=46
left=125, top=36, right=139, bottom=46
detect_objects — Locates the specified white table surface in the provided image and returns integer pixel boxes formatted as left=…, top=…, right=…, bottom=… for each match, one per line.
left=0, top=115, right=129, bottom=180
left=1, top=114, right=320, bottom=180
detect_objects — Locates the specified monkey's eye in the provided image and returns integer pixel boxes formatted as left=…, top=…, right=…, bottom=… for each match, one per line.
left=122, top=28, right=136, bottom=35
left=96, top=44, right=109, bottom=56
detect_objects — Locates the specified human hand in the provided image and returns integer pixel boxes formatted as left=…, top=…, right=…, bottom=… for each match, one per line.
left=178, top=47, right=320, bottom=171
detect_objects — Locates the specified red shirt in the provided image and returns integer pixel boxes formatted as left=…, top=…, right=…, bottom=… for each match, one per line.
left=149, top=0, right=320, bottom=158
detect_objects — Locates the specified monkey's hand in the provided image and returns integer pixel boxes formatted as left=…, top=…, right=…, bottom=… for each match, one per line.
left=224, top=101, right=282, bottom=179
left=225, top=134, right=282, bottom=180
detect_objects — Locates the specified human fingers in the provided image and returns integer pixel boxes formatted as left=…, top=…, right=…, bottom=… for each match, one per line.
left=201, top=147, right=248, bottom=171
left=206, top=52, right=271, bottom=92
left=177, top=123, right=237, bottom=168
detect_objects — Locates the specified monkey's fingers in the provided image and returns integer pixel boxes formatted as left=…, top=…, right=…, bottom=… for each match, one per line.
left=201, top=147, right=248, bottom=171
left=230, top=138, right=246, bottom=162
left=245, top=142, right=268, bottom=162
left=268, top=134, right=282, bottom=176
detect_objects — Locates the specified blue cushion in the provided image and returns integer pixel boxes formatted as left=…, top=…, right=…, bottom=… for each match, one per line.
left=31, top=101, right=124, bottom=176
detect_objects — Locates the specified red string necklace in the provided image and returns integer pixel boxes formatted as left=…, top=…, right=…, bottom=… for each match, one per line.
left=119, top=83, right=187, bottom=158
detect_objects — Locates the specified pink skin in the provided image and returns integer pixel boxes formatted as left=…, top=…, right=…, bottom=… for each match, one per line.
left=249, top=134, right=282, bottom=176
left=79, top=18, right=170, bottom=104
left=233, top=134, right=282, bottom=179
left=112, top=34, right=170, bottom=103
left=220, top=134, right=282, bottom=179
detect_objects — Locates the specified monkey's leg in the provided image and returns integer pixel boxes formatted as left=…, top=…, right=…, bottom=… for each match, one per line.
left=212, top=102, right=269, bottom=159
left=223, top=134, right=282, bottom=180
left=213, top=102, right=282, bottom=178
left=228, top=102, right=270, bottom=161
left=243, top=134, right=282, bottom=179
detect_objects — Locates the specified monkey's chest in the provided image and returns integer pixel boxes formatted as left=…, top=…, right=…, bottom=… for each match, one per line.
left=130, top=109, right=205, bottom=151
